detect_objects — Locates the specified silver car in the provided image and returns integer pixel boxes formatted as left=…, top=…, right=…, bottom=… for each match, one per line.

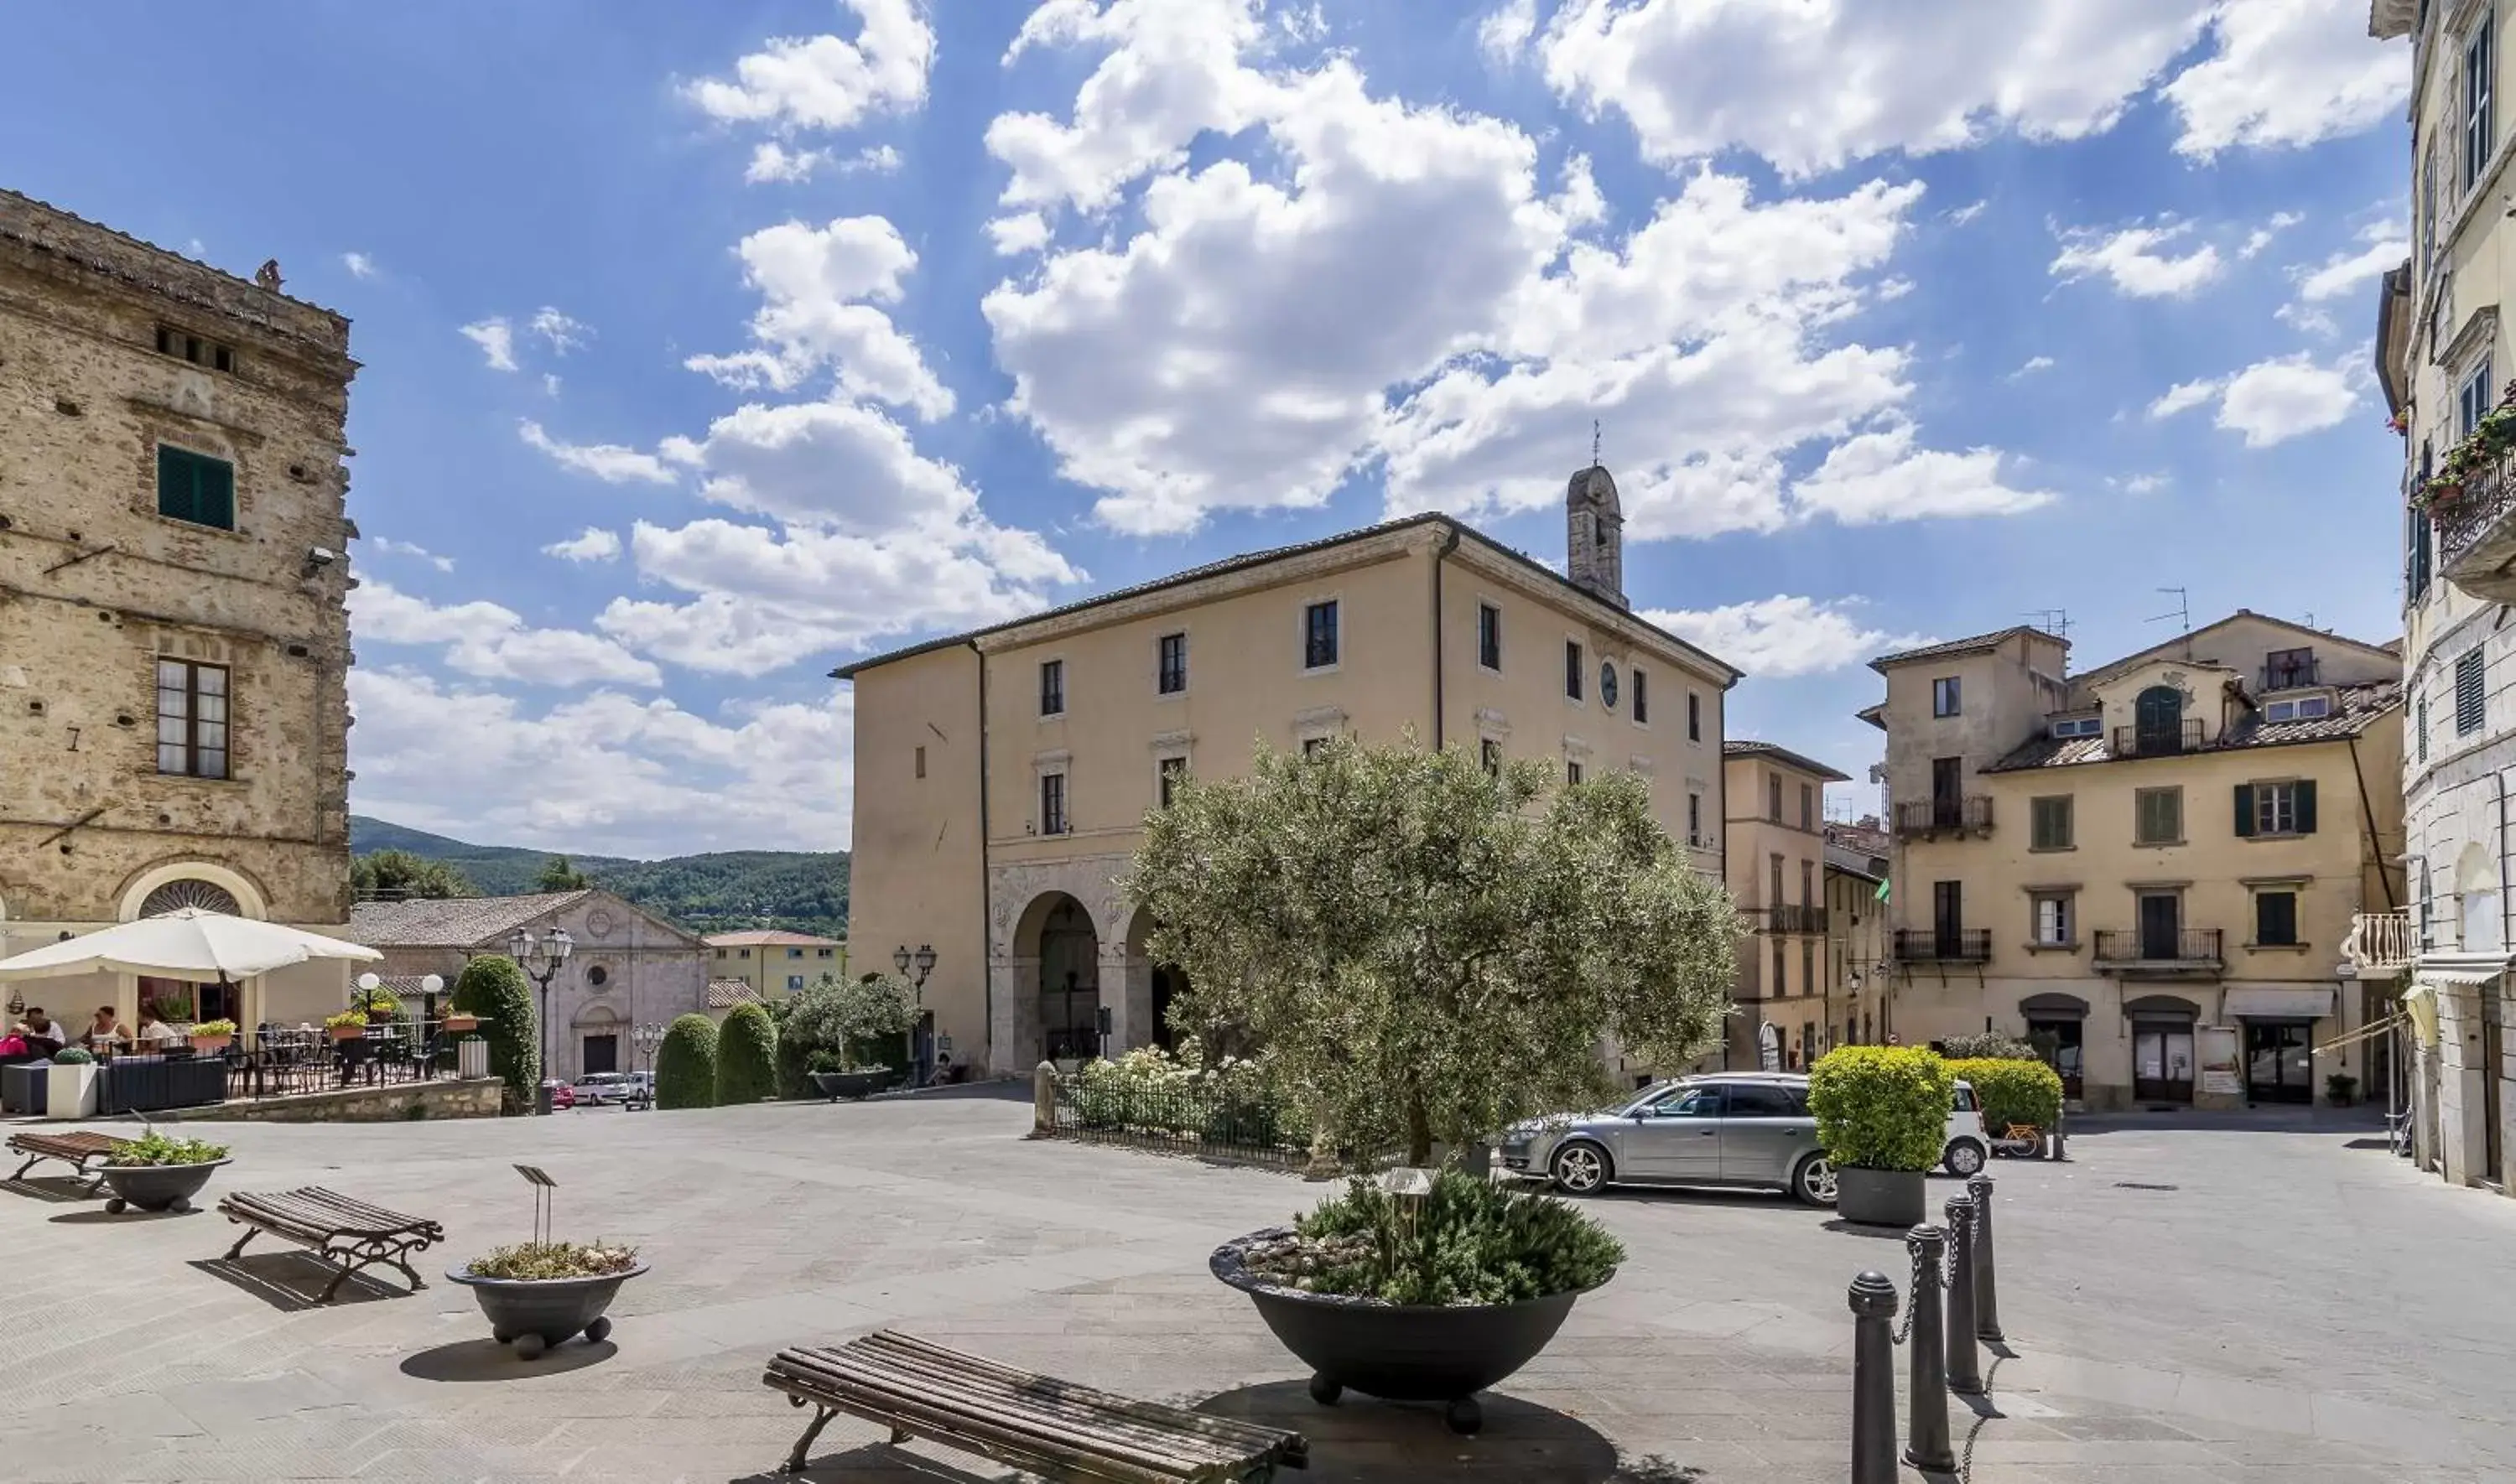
left=1500, top=1073, right=1834, bottom=1205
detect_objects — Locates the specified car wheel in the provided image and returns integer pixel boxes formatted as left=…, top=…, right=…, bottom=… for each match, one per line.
left=1943, top=1139, right=1987, bottom=1178
left=1791, top=1152, right=1836, bottom=1207
left=1549, top=1142, right=1611, bottom=1196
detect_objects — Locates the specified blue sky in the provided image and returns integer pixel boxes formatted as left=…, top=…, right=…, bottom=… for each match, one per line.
left=1, top=1, right=2413, bottom=854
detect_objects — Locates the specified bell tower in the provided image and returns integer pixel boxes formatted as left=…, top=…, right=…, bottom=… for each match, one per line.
left=1566, top=454, right=1626, bottom=610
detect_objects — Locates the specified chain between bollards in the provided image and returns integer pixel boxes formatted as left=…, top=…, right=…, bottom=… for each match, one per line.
left=1848, top=1271, right=1900, bottom=1484
left=1968, top=1171, right=2004, bottom=1343
left=1901, top=1223, right=1955, bottom=1472
left=1944, top=1193, right=1983, bottom=1396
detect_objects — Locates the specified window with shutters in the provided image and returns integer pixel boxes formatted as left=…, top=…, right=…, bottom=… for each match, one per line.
left=2030, top=795, right=2074, bottom=851
left=1565, top=759, right=1583, bottom=786
left=155, top=445, right=236, bottom=531
left=2466, top=11, right=2496, bottom=193
left=2134, top=786, right=2182, bottom=846
left=157, top=660, right=230, bottom=779
left=1768, top=771, right=1783, bottom=822
left=2409, top=442, right=2435, bottom=604
left=1564, top=640, right=1583, bottom=701
left=2457, top=648, right=2487, bottom=735
left=2237, top=780, right=2316, bottom=838
left=2253, top=889, right=2300, bottom=947
left=1801, top=938, right=1816, bottom=1002
left=2029, top=891, right=2075, bottom=947
left=1801, top=859, right=1815, bottom=908
left=1770, top=937, right=1787, bottom=999
left=1800, top=781, right=1814, bottom=830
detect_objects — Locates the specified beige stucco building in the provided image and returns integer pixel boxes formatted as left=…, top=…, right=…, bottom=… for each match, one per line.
left=704, top=929, right=847, bottom=1002
left=0, top=190, right=357, bottom=1031
left=1826, top=822, right=1892, bottom=1054
left=838, top=466, right=1743, bottom=1076
left=1717, top=741, right=1849, bottom=1071
left=1864, top=615, right=2405, bottom=1111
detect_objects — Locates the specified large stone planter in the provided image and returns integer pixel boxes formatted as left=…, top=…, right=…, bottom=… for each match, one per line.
left=1211, top=1228, right=1599, bottom=1435
left=1832, top=1165, right=1926, bottom=1227
left=44, top=1062, right=97, bottom=1120
left=98, top=1158, right=227, bottom=1215
left=808, top=1068, right=895, bottom=1102
left=446, top=1262, right=647, bottom=1361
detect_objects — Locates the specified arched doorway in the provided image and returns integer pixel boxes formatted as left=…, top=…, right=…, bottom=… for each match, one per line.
left=2133, top=685, right=2185, bottom=755
left=1016, top=893, right=1099, bottom=1063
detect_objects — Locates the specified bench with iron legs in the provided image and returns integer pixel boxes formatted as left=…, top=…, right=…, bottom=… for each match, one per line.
left=216, top=1186, right=444, bottom=1303
left=765, top=1331, right=1308, bottom=1482
left=7, top=1131, right=133, bottom=1191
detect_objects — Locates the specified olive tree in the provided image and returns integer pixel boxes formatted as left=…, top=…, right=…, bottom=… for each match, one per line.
left=782, top=973, right=918, bottom=1070
left=1124, top=735, right=1739, bottom=1165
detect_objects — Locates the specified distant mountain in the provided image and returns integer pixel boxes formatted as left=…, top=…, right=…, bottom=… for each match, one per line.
left=350, top=817, right=849, bottom=941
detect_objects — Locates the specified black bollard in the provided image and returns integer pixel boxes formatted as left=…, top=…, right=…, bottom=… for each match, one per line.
left=1944, top=1194, right=1983, bottom=1396
left=1968, top=1172, right=2004, bottom=1342
left=1903, top=1225, right=1956, bottom=1471
left=1848, top=1271, right=1900, bottom=1484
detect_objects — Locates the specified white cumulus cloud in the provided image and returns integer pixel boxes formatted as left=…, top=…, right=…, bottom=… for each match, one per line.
left=543, top=527, right=624, bottom=563
left=685, top=215, right=950, bottom=418
left=2051, top=219, right=2223, bottom=298
left=366, top=536, right=455, bottom=573
left=350, top=581, right=662, bottom=687
left=518, top=419, right=683, bottom=485
left=2163, top=0, right=2411, bottom=158
left=684, top=0, right=933, bottom=134
left=1644, top=595, right=1933, bottom=679
left=459, top=317, right=517, bottom=371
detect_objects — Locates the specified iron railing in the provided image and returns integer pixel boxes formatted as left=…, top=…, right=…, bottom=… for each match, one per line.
left=1893, top=796, right=1992, bottom=838
left=2092, top=928, right=2222, bottom=964
left=1051, top=1069, right=1328, bottom=1170
left=2113, top=720, right=2204, bottom=758
left=215, top=1020, right=468, bottom=1100
left=2435, top=444, right=2516, bottom=571
left=1891, top=929, right=1992, bottom=963
left=2259, top=657, right=2321, bottom=692
left=1757, top=904, right=1830, bottom=934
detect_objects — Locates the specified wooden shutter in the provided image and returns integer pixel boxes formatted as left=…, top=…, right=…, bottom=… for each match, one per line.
left=2233, top=784, right=2256, bottom=838
left=2295, top=780, right=2316, bottom=835
left=2458, top=651, right=2487, bottom=733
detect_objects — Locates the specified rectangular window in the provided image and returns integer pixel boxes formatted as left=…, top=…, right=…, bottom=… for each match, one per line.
left=1564, top=640, right=1583, bottom=701
left=2051, top=716, right=2101, bottom=739
left=2237, top=780, right=2317, bottom=837
left=155, top=659, right=229, bottom=779
left=155, top=325, right=235, bottom=372
left=155, top=445, right=236, bottom=531
left=2264, top=646, right=2316, bottom=690
left=788, top=975, right=806, bottom=990
left=1932, top=676, right=1962, bottom=717
left=1039, top=659, right=1064, bottom=717
left=2458, top=648, right=2487, bottom=735
left=2255, top=890, right=2300, bottom=947
left=1157, top=632, right=1188, bottom=694
left=2263, top=697, right=2334, bottom=722
left=2420, top=696, right=2431, bottom=764
left=1687, top=792, right=1702, bottom=843
left=1477, top=603, right=1501, bottom=670
left=2134, top=786, right=2183, bottom=845
left=2031, top=892, right=2074, bottom=947
left=1480, top=739, right=1502, bottom=776
left=1158, top=755, right=1186, bottom=808
left=1800, top=781, right=1814, bottom=830
left=2030, top=795, right=2074, bottom=850
left=788, top=948, right=803, bottom=959
left=2462, top=355, right=2496, bottom=438
left=1631, top=667, right=1648, bottom=724
left=1770, top=854, right=1785, bottom=910
left=1687, top=691, right=1702, bottom=742
left=1040, top=771, right=1068, bottom=835
left=1304, top=600, right=1339, bottom=669
left=2466, top=13, right=2495, bottom=192
left=1768, top=771, right=1783, bottom=822
left=1565, top=759, right=1583, bottom=786
left=1801, top=938, right=1816, bottom=1001
left=913, top=744, right=926, bottom=779
left=816, top=948, right=834, bottom=958
left=1771, top=938, right=1787, bottom=999
left=1800, top=859, right=1815, bottom=908
left=2422, top=146, right=2439, bottom=265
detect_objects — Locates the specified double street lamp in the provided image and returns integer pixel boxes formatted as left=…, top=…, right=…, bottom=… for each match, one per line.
left=632, top=1020, right=666, bottom=1076
left=509, top=927, right=574, bottom=1115
left=892, top=943, right=936, bottom=996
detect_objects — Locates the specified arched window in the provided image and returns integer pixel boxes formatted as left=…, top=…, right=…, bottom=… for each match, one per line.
left=139, top=879, right=240, bottom=917
left=2133, top=686, right=2185, bottom=756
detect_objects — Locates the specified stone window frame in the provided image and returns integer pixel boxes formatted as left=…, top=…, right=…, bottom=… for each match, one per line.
left=136, top=422, right=253, bottom=542
left=1298, top=592, right=1344, bottom=676
left=1036, top=654, right=1068, bottom=721
left=1155, top=628, right=1190, bottom=701
left=2024, top=885, right=2080, bottom=952
left=1562, top=633, right=1587, bottom=708
left=2242, top=874, right=2315, bottom=952
left=1475, top=594, right=1505, bottom=675
left=1033, top=749, right=1073, bottom=837
left=1150, top=729, right=1193, bottom=809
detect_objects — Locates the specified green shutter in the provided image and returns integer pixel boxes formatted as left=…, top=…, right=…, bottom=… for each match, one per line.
left=2233, top=783, right=2256, bottom=838
left=198, top=455, right=233, bottom=528
left=2295, top=779, right=2316, bottom=835
left=156, top=444, right=191, bottom=522
left=154, top=445, right=236, bottom=531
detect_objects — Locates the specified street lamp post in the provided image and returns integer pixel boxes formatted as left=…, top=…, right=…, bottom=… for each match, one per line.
left=509, top=927, right=574, bottom=1115
left=633, top=1020, right=666, bottom=1075
left=893, top=944, right=937, bottom=1079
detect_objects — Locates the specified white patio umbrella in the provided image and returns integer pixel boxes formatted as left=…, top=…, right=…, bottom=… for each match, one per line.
left=0, top=907, right=382, bottom=983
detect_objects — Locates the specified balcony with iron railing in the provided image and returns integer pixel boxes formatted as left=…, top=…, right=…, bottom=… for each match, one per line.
left=1890, top=928, right=1992, bottom=964
left=2092, top=927, right=2223, bottom=974
left=1753, top=903, right=1830, bottom=935
left=1892, top=796, right=1994, bottom=840
left=2259, top=657, right=2321, bottom=693
left=2431, top=388, right=2516, bottom=603
left=2342, top=911, right=2414, bottom=974
left=2112, top=720, right=2205, bottom=759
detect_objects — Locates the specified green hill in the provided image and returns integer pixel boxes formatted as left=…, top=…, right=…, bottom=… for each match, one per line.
left=349, top=817, right=849, bottom=941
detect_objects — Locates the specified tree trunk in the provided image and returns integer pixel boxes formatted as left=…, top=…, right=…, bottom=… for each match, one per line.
left=1405, top=1093, right=1433, bottom=1168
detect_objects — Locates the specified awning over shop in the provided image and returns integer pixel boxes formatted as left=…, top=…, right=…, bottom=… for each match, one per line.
left=2222, top=986, right=2337, bottom=1020
left=2018, top=992, right=2090, bottom=1020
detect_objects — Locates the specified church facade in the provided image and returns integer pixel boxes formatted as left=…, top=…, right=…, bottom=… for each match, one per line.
left=838, top=466, right=1743, bottom=1077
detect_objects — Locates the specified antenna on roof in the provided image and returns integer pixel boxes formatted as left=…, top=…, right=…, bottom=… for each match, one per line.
left=2148, top=586, right=2192, bottom=657
left=2025, top=608, right=2072, bottom=644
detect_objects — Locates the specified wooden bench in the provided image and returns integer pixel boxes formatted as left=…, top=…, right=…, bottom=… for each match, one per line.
left=216, top=1186, right=444, bottom=1303
left=6, top=1130, right=131, bottom=1191
left=763, top=1331, right=1307, bottom=1482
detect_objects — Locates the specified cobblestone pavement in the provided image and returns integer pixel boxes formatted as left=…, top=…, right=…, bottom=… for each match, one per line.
left=1, top=1091, right=2509, bottom=1482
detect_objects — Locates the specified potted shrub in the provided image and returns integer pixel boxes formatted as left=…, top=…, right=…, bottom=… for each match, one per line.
left=45, top=1046, right=99, bottom=1120
left=97, top=1130, right=230, bottom=1214
left=1807, top=1046, right=1952, bottom=1227
left=325, top=1010, right=368, bottom=1043
left=356, top=991, right=402, bottom=1024
left=1211, top=1168, right=1622, bottom=1435
left=2326, top=1071, right=2358, bottom=1107
left=1943, top=1055, right=2064, bottom=1151
left=779, top=974, right=917, bottom=1098
left=806, top=1050, right=897, bottom=1102
left=188, top=1019, right=237, bottom=1055
left=448, top=1240, right=645, bottom=1360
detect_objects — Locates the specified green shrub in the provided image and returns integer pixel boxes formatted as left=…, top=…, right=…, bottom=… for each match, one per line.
left=467, top=1240, right=637, bottom=1279
left=773, top=1026, right=814, bottom=1098
left=1947, top=1057, right=2063, bottom=1132
left=715, top=1002, right=778, bottom=1104
left=1939, top=1031, right=2043, bottom=1061
left=1807, top=1046, right=1952, bottom=1173
left=105, top=1131, right=227, bottom=1166
left=50, top=1046, right=93, bottom=1065
left=1245, top=1167, right=1624, bottom=1305
left=450, top=955, right=538, bottom=1111
left=656, top=1014, right=719, bottom=1109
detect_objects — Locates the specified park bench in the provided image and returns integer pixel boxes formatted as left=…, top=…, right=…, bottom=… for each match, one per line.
left=7, top=1130, right=131, bottom=1191
left=216, top=1186, right=444, bottom=1303
left=762, top=1330, right=1308, bottom=1481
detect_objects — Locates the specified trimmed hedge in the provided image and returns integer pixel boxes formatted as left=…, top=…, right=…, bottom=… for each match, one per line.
left=715, top=1002, right=778, bottom=1104
left=450, top=955, right=538, bottom=1112
left=1807, top=1045, right=1952, bottom=1173
left=656, top=1014, right=720, bottom=1110
left=1947, top=1056, right=2064, bottom=1133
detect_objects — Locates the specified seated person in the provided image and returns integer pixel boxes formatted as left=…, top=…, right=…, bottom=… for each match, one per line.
left=13, top=1008, right=70, bottom=1058
left=136, top=1012, right=183, bottom=1049
left=86, top=1004, right=129, bottom=1051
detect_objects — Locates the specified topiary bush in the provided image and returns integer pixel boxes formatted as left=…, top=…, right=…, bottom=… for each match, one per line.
left=1947, top=1056, right=2064, bottom=1133
left=1939, top=1031, right=2043, bottom=1061
left=450, top=955, right=538, bottom=1112
left=715, top=1002, right=777, bottom=1105
left=655, top=1014, right=719, bottom=1109
left=1807, top=1045, right=1952, bottom=1173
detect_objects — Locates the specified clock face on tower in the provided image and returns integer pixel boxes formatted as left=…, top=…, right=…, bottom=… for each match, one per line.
left=1600, top=661, right=1619, bottom=710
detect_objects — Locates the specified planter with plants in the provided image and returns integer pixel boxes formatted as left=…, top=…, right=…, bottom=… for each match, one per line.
left=806, top=1051, right=897, bottom=1102
left=2326, top=1072, right=2358, bottom=1107
left=1211, top=1168, right=1621, bottom=1435
left=325, top=1010, right=367, bottom=1043
left=45, top=1046, right=99, bottom=1120
left=1807, top=1046, right=1954, bottom=1227
left=442, top=1011, right=480, bottom=1035
left=448, top=1240, right=645, bottom=1360
left=97, top=1131, right=231, bottom=1214
left=188, top=1019, right=238, bottom=1055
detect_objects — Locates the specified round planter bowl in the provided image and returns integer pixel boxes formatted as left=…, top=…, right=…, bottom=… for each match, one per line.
left=446, top=1262, right=647, bottom=1360
left=1832, top=1165, right=1926, bottom=1227
left=98, top=1157, right=228, bottom=1215
left=1210, top=1229, right=1600, bottom=1435
left=808, top=1069, right=893, bottom=1101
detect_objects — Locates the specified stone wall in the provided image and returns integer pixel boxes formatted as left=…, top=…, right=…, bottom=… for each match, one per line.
left=164, top=1075, right=502, bottom=1123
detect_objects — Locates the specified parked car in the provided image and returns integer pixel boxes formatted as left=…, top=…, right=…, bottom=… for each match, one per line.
left=570, top=1071, right=634, bottom=1107
left=540, top=1079, right=576, bottom=1111
left=1500, top=1071, right=1986, bottom=1205
left=617, top=1071, right=654, bottom=1110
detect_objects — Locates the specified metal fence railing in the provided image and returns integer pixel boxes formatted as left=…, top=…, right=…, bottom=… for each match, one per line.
left=220, top=1020, right=468, bottom=1100
left=1048, top=1070, right=1318, bottom=1170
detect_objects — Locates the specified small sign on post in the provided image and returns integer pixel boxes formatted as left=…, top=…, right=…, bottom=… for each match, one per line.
left=515, top=1164, right=557, bottom=1248
left=1758, top=1021, right=1783, bottom=1072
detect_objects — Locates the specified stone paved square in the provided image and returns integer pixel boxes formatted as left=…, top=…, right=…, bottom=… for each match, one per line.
left=3, top=1094, right=2510, bottom=1482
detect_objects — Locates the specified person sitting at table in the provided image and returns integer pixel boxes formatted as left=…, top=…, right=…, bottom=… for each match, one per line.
left=86, top=1004, right=129, bottom=1051
left=13, top=1008, right=70, bottom=1058
left=136, top=1010, right=183, bottom=1050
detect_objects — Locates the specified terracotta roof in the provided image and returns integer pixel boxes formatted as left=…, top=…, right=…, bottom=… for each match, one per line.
left=706, top=978, right=762, bottom=1009
left=346, top=892, right=595, bottom=948
left=1980, top=682, right=2402, bottom=774
left=1869, top=626, right=2065, bottom=672
left=1721, top=739, right=1852, bottom=781
left=704, top=930, right=843, bottom=947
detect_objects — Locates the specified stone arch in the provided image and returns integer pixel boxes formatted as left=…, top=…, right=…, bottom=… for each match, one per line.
left=116, top=859, right=268, bottom=922
left=2456, top=840, right=2503, bottom=952
left=1123, top=904, right=1176, bottom=1054
left=1015, top=890, right=1101, bottom=1063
